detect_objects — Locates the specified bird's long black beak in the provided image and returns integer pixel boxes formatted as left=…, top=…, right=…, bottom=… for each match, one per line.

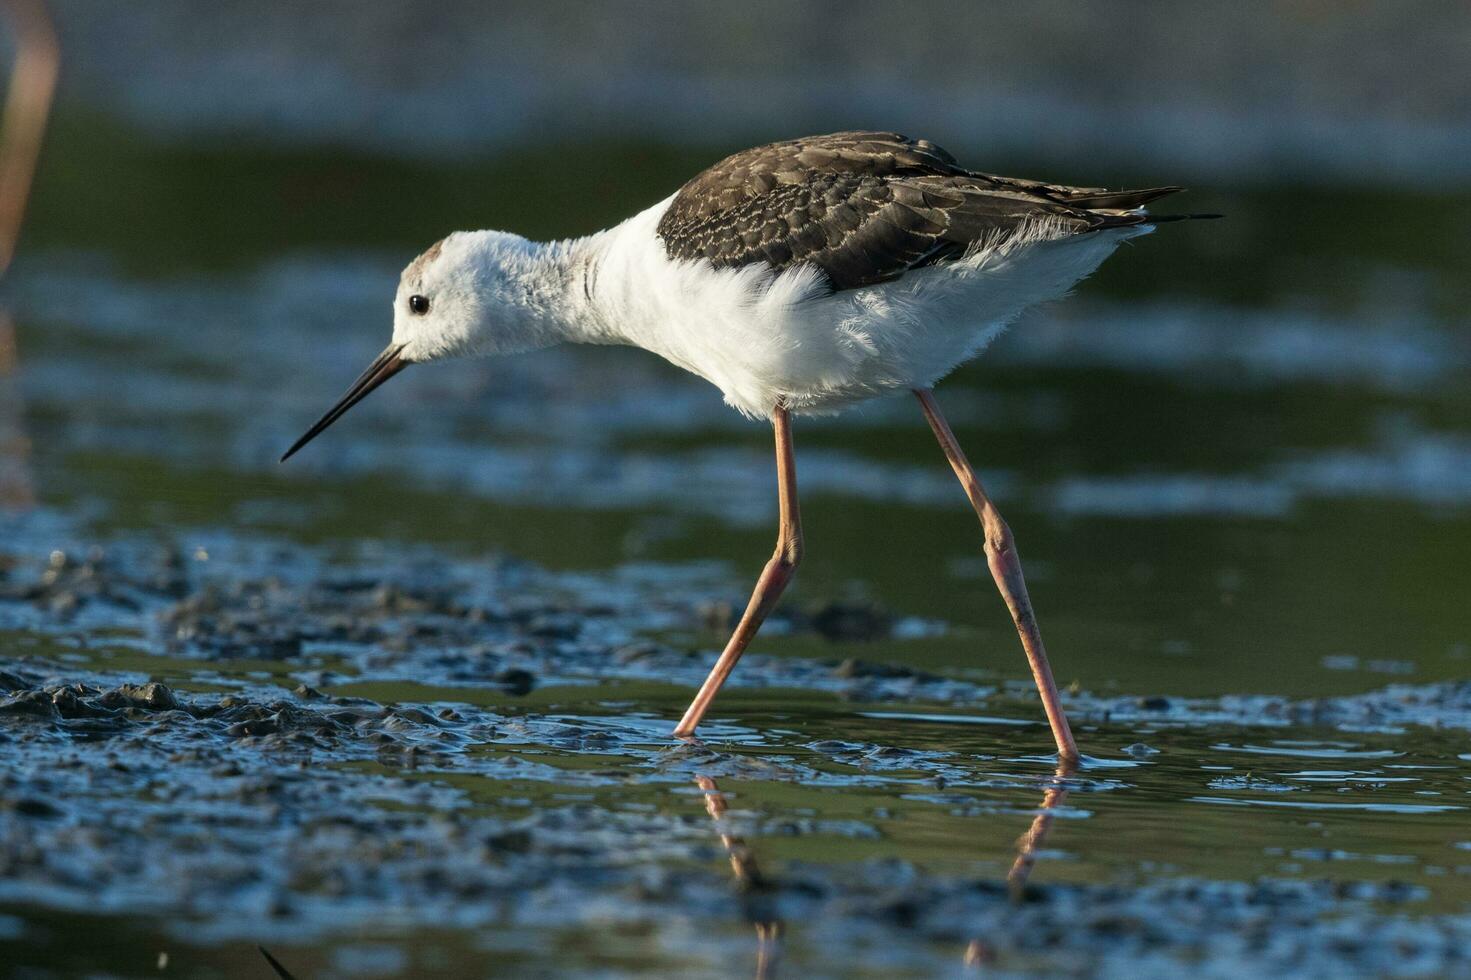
left=280, top=343, right=409, bottom=462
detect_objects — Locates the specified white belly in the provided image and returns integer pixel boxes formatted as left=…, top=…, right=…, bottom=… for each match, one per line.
left=595, top=198, right=1149, bottom=418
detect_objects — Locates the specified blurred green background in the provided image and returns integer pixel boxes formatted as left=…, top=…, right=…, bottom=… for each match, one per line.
left=8, top=0, right=1467, bottom=699
left=3, top=3, right=1470, bottom=976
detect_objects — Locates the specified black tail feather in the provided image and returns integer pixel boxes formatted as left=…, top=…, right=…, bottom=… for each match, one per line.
left=1091, top=210, right=1223, bottom=230
left=1143, top=212, right=1224, bottom=223
left=1061, top=185, right=1183, bottom=209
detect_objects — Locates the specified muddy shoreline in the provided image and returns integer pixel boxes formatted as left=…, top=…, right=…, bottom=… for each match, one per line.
left=5, top=524, right=1471, bottom=976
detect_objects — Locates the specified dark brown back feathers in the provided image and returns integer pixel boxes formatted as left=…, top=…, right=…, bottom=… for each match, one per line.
left=656, top=131, right=1198, bottom=292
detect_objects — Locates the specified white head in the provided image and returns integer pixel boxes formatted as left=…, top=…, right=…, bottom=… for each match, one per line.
left=392, top=230, right=570, bottom=362
left=282, top=229, right=571, bottom=461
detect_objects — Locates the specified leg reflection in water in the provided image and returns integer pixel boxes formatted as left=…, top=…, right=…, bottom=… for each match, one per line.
left=695, top=775, right=782, bottom=980
left=965, top=759, right=1078, bottom=968
left=695, top=759, right=1079, bottom=976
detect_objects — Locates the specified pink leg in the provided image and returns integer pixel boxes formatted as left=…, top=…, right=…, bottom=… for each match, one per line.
left=0, top=0, right=60, bottom=276
left=0, top=0, right=59, bottom=509
left=915, top=388, right=1079, bottom=762
left=674, top=406, right=802, bottom=737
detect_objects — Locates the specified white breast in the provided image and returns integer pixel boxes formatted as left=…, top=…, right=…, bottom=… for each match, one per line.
left=587, top=197, right=1149, bottom=418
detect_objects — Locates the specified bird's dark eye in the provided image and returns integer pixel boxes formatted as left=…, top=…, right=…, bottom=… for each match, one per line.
left=408, top=294, right=430, bottom=315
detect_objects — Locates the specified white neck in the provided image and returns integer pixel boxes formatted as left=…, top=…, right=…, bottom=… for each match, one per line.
left=528, top=233, right=625, bottom=347
left=551, top=195, right=689, bottom=349
left=524, top=200, right=685, bottom=351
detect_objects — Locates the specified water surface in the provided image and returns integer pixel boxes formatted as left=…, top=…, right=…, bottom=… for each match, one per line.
left=2, top=118, right=1469, bottom=977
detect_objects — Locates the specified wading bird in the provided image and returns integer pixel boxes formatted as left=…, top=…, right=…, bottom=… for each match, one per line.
left=282, top=132, right=1215, bottom=761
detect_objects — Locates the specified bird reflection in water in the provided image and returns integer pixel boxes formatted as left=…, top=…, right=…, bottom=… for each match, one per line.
left=695, top=775, right=783, bottom=979
left=964, top=759, right=1077, bottom=968
left=695, top=759, right=1079, bottom=976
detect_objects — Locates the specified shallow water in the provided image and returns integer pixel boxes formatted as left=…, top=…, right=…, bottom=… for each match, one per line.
left=2, top=120, right=1470, bottom=977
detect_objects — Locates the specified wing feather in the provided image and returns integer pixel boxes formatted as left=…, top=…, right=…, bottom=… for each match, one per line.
left=656, top=132, right=1187, bottom=292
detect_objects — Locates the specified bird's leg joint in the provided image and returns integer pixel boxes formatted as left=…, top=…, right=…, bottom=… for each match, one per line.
left=980, top=509, right=1015, bottom=559
left=774, top=533, right=804, bottom=569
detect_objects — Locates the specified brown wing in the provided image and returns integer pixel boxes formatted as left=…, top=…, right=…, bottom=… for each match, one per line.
left=655, top=131, right=1185, bottom=292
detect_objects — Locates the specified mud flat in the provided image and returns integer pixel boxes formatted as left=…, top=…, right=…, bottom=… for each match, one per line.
left=3, top=522, right=1470, bottom=976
